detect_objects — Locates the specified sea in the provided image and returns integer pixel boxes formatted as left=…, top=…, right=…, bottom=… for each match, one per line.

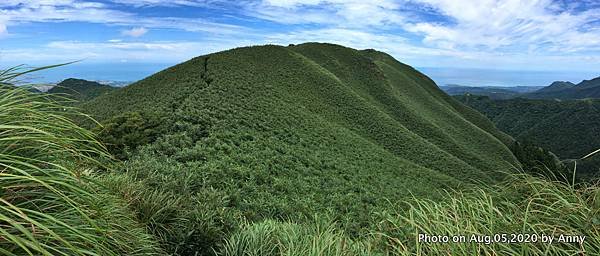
left=17, top=63, right=599, bottom=88
left=418, top=67, right=598, bottom=87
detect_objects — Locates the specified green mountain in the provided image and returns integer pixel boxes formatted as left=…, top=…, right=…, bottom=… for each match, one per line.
left=456, top=94, right=600, bottom=179
left=527, top=76, right=600, bottom=99
left=48, top=78, right=117, bottom=102
left=82, top=43, right=519, bottom=252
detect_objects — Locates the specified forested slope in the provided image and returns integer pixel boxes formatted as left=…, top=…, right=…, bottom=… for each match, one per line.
left=456, top=94, right=600, bottom=178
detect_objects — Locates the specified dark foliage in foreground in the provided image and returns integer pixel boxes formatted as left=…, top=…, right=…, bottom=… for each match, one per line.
left=95, top=111, right=166, bottom=159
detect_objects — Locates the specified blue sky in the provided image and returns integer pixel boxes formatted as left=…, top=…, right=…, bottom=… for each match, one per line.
left=1, top=0, right=599, bottom=86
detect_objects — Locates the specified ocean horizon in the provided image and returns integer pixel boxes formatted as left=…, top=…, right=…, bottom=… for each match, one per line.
left=9, top=62, right=598, bottom=88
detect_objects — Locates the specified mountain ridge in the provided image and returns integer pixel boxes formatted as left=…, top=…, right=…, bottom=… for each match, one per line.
left=527, top=76, right=600, bottom=99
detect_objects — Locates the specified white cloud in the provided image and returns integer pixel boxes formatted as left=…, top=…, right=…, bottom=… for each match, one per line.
left=248, top=0, right=405, bottom=28
left=108, top=0, right=213, bottom=7
left=0, top=1, right=247, bottom=36
left=406, top=0, right=600, bottom=52
left=245, top=0, right=600, bottom=71
left=0, top=22, right=7, bottom=37
left=121, top=27, right=148, bottom=37
left=0, top=39, right=249, bottom=64
left=1, top=2, right=134, bottom=25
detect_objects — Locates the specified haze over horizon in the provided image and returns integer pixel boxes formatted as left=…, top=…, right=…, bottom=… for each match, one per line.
left=1, top=0, right=599, bottom=86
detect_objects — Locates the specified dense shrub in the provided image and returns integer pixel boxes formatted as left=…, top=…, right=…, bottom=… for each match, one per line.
left=100, top=153, right=244, bottom=255
left=96, top=111, right=165, bottom=159
left=510, top=140, right=570, bottom=180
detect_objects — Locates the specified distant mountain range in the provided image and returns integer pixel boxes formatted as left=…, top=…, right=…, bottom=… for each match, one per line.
left=439, top=84, right=543, bottom=99
left=526, top=77, right=600, bottom=99
left=440, top=75, right=600, bottom=100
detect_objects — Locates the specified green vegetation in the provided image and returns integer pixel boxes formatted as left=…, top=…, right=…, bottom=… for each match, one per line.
left=0, top=69, right=159, bottom=254
left=78, top=43, right=521, bottom=253
left=95, top=111, right=165, bottom=159
left=222, top=174, right=600, bottom=255
left=222, top=218, right=373, bottom=256
left=48, top=78, right=117, bottom=102
left=456, top=94, right=600, bottom=180
left=375, top=173, right=600, bottom=255
left=509, top=140, right=569, bottom=180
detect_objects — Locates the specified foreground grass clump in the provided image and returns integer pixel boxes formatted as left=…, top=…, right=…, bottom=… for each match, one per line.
left=222, top=218, right=374, bottom=256
left=376, top=173, right=600, bottom=255
left=99, top=171, right=242, bottom=255
left=221, top=174, right=600, bottom=255
left=0, top=79, right=159, bottom=255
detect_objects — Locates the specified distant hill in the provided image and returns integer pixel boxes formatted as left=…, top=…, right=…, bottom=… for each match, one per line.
left=48, top=78, right=117, bottom=102
left=440, top=84, right=543, bottom=99
left=536, top=81, right=575, bottom=93
left=527, top=76, right=600, bottom=99
left=81, top=43, right=519, bottom=243
left=0, top=82, right=42, bottom=93
left=456, top=94, right=600, bottom=179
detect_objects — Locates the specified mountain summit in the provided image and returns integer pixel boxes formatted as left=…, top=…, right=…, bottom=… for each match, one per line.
left=83, top=43, right=519, bottom=233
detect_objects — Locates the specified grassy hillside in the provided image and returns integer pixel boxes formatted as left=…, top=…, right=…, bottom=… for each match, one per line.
left=456, top=94, right=600, bottom=179
left=48, top=78, right=117, bottom=102
left=80, top=43, right=519, bottom=253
